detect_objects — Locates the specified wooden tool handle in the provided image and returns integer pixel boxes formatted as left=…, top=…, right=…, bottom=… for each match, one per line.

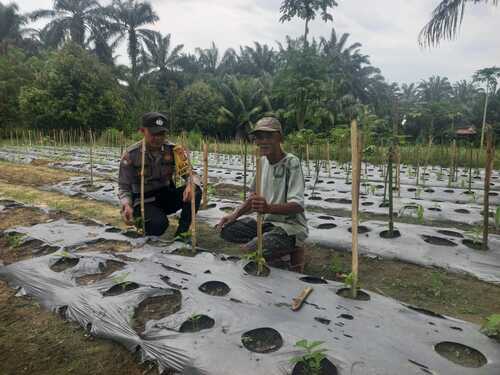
left=291, top=287, right=313, bottom=311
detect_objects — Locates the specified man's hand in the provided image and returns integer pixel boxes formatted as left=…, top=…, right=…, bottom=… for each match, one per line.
left=183, top=183, right=193, bottom=202
left=250, top=196, right=269, bottom=214
left=121, top=203, right=134, bottom=225
left=216, top=214, right=236, bottom=232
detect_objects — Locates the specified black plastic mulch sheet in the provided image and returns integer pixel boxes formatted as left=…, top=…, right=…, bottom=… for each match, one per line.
left=1, top=218, right=500, bottom=375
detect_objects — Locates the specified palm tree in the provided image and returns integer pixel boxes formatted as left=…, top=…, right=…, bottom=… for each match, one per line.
left=196, top=42, right=219, bottom=74
left=473, top=66, right=500, bottom=147
left=279, top=0, right=338, bottom=44
left=30, top=0, right=105, bottom=47
left=106, top=0, right=159, bottom=79
left=419, top=0, right=498, bottom=47
left=239, top=42, right=276, bottom=76
left=418, top=76, right=452, bottom=102
left=143, top=31, right=183, bottom=73
left=0, top=2, right=27, bottom=53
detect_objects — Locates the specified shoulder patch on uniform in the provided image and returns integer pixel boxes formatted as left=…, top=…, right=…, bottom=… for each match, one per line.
left=126, top=141, right=142, bottom=153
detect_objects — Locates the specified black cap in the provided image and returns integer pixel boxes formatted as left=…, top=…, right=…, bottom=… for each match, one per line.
left=142, top=112, right=168, bottom=133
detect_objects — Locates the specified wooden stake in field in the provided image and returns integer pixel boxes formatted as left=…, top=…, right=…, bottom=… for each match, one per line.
left=243, top=141, right=248, bottom=201
left=202, top=142, right=209, bottom=209
left=327, top=142, right=331, bottom=178
left=306, top=143, right=311, bottom=177
left=140, top=138, right=146, bottom=236
left=189, top=160, right=197, bottom=253
left=350, top=120, right=361, bottom=298
left=89, top=130, right=94, bottom=186
left=255, top=145, right=264, bottom=275
left=482, top=127, right=495, bottom=250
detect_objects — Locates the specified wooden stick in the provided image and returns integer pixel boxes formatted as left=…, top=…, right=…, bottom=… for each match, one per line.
left=350, top=120, right=360, bottom=298
left=291, top=287, right=313, bottom=311
left=483, top=128, right=495, bottom=250
left=190, top=164, right=197, bottom=252
left=255, top=145, right=263, bottom=275
left=89, top=130, right=94, bottom=186
left=202, top=143, right=209, bottom=209
left=140, top=138, right=146, bottom=236
left=327, top=142, right=331, bottom=178
left=306, top=143, right=310, bottom=177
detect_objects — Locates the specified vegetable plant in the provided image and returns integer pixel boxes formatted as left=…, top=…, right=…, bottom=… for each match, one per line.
left=481, top=314, right=500, bottom=341
left=289, top=340, right=328, bottom=375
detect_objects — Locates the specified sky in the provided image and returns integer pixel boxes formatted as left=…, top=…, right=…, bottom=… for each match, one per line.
left=15, top=0, right=500, bottom=84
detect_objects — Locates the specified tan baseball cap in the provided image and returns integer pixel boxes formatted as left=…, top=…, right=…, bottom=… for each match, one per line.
left=250, top=117, right=283, bottom=135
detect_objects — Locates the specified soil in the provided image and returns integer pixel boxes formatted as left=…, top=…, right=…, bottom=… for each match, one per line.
left=421, top=235, right=457, bottom=247
left=316, top=223, right=337, bottom=230
left=172, top=247, right=198, bottom=257
left=348, top=225, right=370, bottom=234
left=300, top=276, right=328, bottom=285
left=0, top=160, right=77, bottom=187
left=379, top=229, right=401, bottom=239
left=292, top=358, right=338, bottom=375
left=241, top=327, right=283, bottom=353
left=50, top=257, right=80, bottom=272
left=0, top=233, right=59, bottom=265
left=179, top=314, right=215, bottom=333
left=434, top=342, right=487, bottom=368
left=198, top=281, right=231, bottom=296
left=243, top=261, right=271, bottom=277
left=102, top=282, right=140, bottom=297
left=132, top=292, right=182, bottom=336
left=436, top=230, right=464, bottom=238
left=213, top=183, right=242, bottom=199
left=73, top=239, right=133, bottom=253
left=462, top=239, right=488, bottom=251
left=336, top=288, right=371, bottom=301
left=76, top=260, right=126, bottom=286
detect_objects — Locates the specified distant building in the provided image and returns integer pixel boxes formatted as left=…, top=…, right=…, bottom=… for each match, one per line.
left=455, top=126, right=477, bottom=137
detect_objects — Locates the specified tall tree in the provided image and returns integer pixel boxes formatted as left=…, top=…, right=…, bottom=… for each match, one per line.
left=279, top=0, right=338, bottom=44
left=143, top=31, right=183, bottom=74
left=106, top=0, right=158, bottom=79
left=239, top=42, right=276, bottom=76
left=473, top=66, right=500, bottom=147
left=419, top=0, right=498, bottom=47
left=0, top=2, right=27, bottom=53
left=30, top=0, right=105, bottom=47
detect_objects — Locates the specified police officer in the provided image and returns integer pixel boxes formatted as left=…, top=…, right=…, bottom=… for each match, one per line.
left=118, top=112, right=201, bottom=236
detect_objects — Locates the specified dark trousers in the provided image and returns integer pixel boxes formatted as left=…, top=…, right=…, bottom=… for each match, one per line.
left=133, top=186, right=201, bottom=236
left=220, top=217, right=296, bottom=258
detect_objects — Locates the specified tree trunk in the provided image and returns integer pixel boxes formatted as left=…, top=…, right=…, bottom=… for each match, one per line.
left=304, top=18, right=310, bottom=45
left=480, top=90, right=490, bottom=150
left=129, top=29, right=138, bottom=79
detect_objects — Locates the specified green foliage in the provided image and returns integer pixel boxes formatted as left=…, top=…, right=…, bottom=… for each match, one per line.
left=481, top=314, right=500, bottom=339
left=6, top=233, right=25, bottom=249
left=175, top=81, right=223, bottom=137
left=465, top=226, right=482, bottom=245
left=495, top=207, right=500, bottom=230
left=430, top=272, right=444, bottom=297
left=18, top=44, right=126, bottom=130
left=289, top=339, right=328, bottom=374
left=329, top=255, right=343, bottom=275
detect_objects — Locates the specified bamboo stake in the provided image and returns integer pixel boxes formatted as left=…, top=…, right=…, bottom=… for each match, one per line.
left=306, top=143, right=310, bottom=177
left=140, top=138, right=146, bottom=236
left=351, top=120, right=361, bottom=298
left=202, top=142, right=209, bottom=209
left=255, top=146, right=264, bottom=275
left=89, top=130, right=94, bottom=186
left=243, top=141, right=248, bottom=201
left=482, top=128, right=495, bottom=250
left=395, top=145, right=401, bottom=198
left=190, top=163, right=197, bottom=252
left=327, top=142, right=331, bottom=178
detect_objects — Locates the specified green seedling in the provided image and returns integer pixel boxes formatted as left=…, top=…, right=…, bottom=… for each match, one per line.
left=481, top=314, right=500, bottom=340
left=207, top=185, right=216, bottom=198
left=415, top=187, right=422, bottom=199
left=6, top=233, right=25, bottom=249
left=189, top=314, right=203, bottom=331
left=328, top=255, right=344, bottom=277
left=133, top=217, right=144, bottom=234
left=465, top=226, right=482, bottom=245
left=469, top=191, right=477, bottom=203
left=112, top=272, right=131, bottom=286
left=289, top=340, right=328, bottom=375
left=243, top=251, right=267, bottom=274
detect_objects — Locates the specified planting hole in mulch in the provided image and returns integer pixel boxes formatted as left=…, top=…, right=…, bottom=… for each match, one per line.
left=336, top=288, right=371, bottom=301
left=172, top=247, right=198, bottom=257
left=132, top=291, right=182, bottom=336
left=455, top=209, right=470, bottom=214
left=243, top=261, right=271, bottom=277
left=338, top=314, right=354, bottom=320
left=444, top=189, right=455, bottom=193
left=300, top=276, right=327, bottom=284
left=407, top=305, right=445, bottom=319
left=489, top=192, right=498, bottom=196
left=408, top=188, right=417, bottom=192
left=462, top=239, right=488, bottom=251
left=241, top=327, right=283, bottom=353
left=428, top=207, right=442, bottom=212
left=102, top=281, right=140, bottom=296
left=76, top=260, right=126, bottom=286
left=0, top=234, right=59, bottom=265
left=314, top=317, right=330, bottom=325
left=123, top=230, right=141, bottom=239
left=50, top=257, right=80, bottom=272
left=348, top=226, right=370, bottom=234
left=422, top=235, right=457, bottom=247
left=424, top=189, right=435, bottom=193
left=179, top=314, right=215, bottom=333
left=361, top=202, right=374, bottom=206
left=318, top=215, right=335, bottom=221
left=104, top=227, right=122, bottom=233
left=309, top=196, right=323, bottom=201
left=317, top=223, right=337, bottom=230
left=437, top=230, right=464, bottom=238
left=462, top=191, right=475, bottom=195
left=199, top=281, right=231, bottom=296
left=379, top=202, right=390, bottom=208
left=379, top=230, right=401, bottom=239
left=325, top=198, right=351, bottom=204
left=435, top=342, right=487, bottom=368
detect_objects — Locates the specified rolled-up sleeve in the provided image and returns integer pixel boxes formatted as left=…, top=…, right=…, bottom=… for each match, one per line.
left=118, top=153, right=134, bottom=206
left=286, top=157, right=305, bottom=208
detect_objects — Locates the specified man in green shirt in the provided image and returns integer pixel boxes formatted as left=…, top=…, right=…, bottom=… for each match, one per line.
left=216, top=117, right=308, bottom=260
